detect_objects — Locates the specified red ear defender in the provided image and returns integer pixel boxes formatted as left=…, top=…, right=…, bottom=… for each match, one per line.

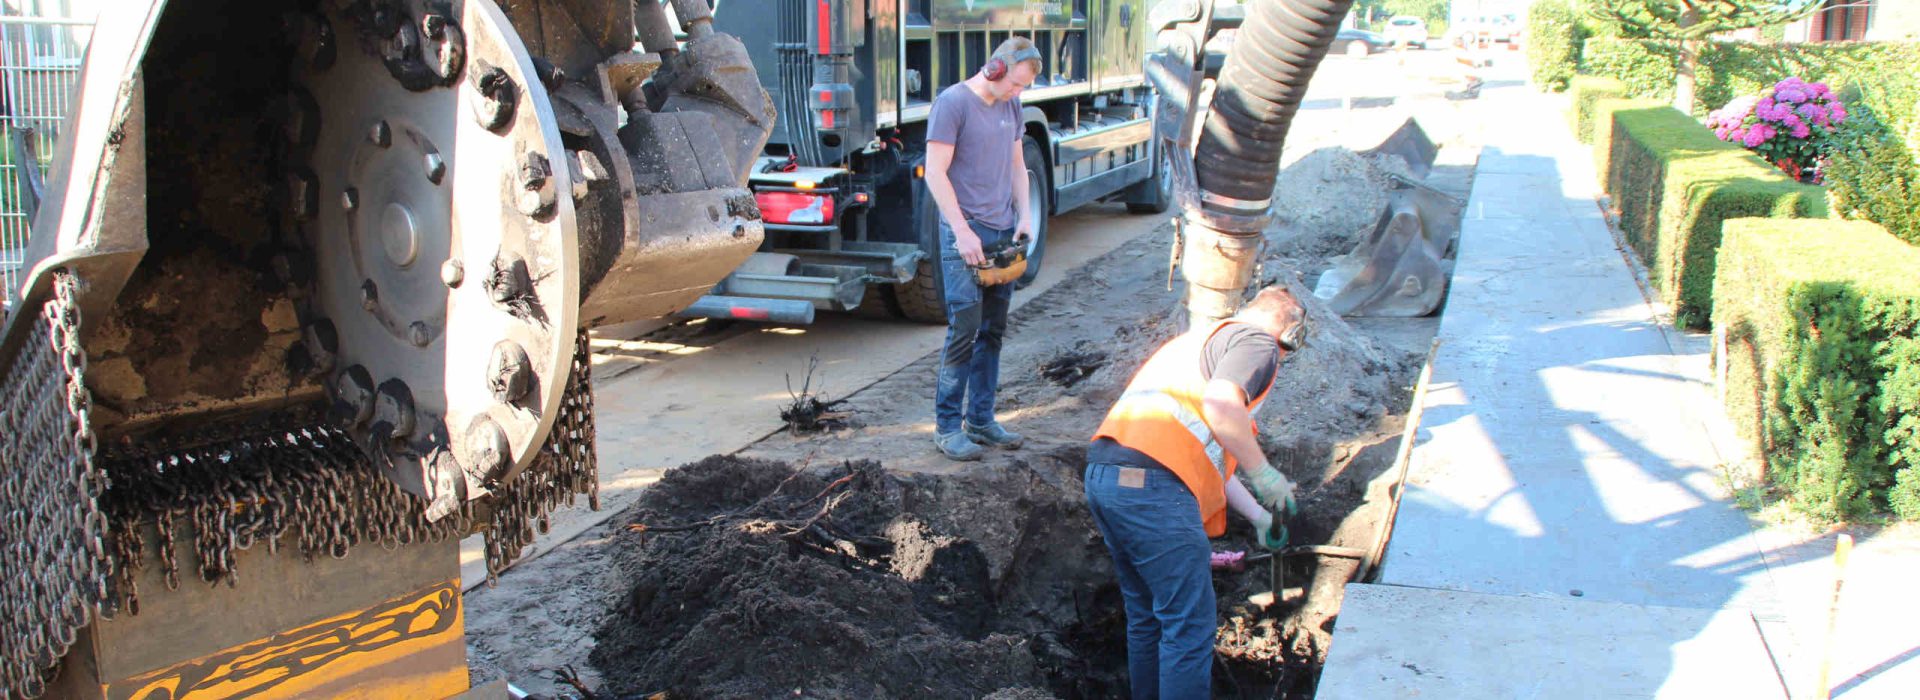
left=983, top=56, right=1008, bottom=81
left=981, top=46, right=1043, bottom=82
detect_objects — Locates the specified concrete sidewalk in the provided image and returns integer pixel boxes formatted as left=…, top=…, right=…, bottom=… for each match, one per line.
left=1318, top=69, right=1919, bottom=699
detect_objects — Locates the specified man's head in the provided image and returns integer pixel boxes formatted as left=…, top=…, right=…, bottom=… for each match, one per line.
left=981, top=37, right=1042, bottom=102
left=1233, top=286, right=1308, bottom=351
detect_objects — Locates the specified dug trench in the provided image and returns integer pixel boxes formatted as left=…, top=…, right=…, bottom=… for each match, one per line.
left=466, top=133, right=1478, bottom=698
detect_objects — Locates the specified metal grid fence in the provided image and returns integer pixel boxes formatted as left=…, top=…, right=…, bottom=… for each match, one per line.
left=1, top=15, right=89, bottom=311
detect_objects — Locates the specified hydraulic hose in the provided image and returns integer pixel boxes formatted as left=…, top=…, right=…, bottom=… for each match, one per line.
left=1194, top=0, right=1354, bottom=217
left=1177, top=0, right=1352, bottom=324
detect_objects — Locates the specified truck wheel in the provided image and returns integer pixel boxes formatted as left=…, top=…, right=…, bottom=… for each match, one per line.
left=894, top=179, right=948, bottom=324
left=1015, top=135, right=1049, bottom=288
left=1125, top=148, right=1174, bottom=215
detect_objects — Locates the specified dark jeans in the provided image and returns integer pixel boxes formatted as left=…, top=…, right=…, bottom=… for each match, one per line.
left=1084, top=462, right=1215, bottom=700
left=934, top=219, right=1015, bottom=434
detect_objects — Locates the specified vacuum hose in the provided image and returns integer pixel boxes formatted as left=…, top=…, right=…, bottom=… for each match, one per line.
left=1180, top=0, right=1353, bottom=322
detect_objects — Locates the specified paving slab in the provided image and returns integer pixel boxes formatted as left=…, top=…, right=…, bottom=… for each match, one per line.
left=1317, top=583, right=1786, bottom=700
left=1378, top=86, right=1780, bottom=614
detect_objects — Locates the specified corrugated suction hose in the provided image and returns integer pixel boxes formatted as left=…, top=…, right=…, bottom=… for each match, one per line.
left=1194, top=0, right=1355, bottom=218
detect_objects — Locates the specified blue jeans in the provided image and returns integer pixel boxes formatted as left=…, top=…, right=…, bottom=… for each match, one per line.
left=933, top=219, right=1015, bottom=434
left=1083, top=462, right=1215, bottom=700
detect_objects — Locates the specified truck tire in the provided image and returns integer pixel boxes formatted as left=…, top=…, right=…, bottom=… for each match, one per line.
left=1125, top=148, right=1174, bottom=214
left=895, top=179, right=948, bottom=324
left=896, top=135, right=1049, bottom=319
left=1015, top=134, right=1049, bottom=288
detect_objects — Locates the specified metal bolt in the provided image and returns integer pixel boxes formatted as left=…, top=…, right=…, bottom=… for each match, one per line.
left=468, top=63, right=518, bottom=132
left=462, top=417, right=511, bottom=479
left=487, top=341, right=533, bottom=403
left=341, top=187, right=359, bottom=211
left=408, top=321, right=432, bottom=348
left=303, top=319, right=338, bottom=374
left=487, top=255, right=529, bottom=304
left=424, top=152, right=446, bottom=184
left=299, top=12, right=336, bottom=72
left=361, top=279, right=379, bottom=311
left=375, top=380, right=417, bottom=440
left=368, top=120, right=392, bottom=147
left=335, top=366, right=376, bottom=427
left=517, top=151, right=554, bottom=216
left=288, top=169, right=317, bottom=221
left=441, top=259, right=465, bottom=288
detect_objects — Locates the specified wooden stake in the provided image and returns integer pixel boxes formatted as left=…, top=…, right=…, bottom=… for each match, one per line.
left=1813, top=533, right=1853, bottom=700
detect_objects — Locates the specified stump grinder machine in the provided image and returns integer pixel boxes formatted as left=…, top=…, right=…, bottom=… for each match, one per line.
left=0, top=0, right=768, bottom=696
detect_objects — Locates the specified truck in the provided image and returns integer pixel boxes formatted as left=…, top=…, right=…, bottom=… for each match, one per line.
left=704, top=0, right=1178, bottom=323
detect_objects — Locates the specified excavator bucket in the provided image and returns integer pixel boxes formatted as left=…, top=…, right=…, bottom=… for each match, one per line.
left=1311, top=120, right=1461, bottom=317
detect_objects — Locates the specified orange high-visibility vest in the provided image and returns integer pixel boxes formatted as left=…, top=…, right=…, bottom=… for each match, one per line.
left=1092, top=320, right=1277, bottom=537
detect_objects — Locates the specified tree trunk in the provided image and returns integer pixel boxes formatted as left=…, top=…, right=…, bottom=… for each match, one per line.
left=1675, top=39, right=1698, bottom=115
left=1674, top=8, right=1701, bottom=115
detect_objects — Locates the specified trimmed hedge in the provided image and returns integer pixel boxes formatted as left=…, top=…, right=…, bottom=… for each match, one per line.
left=1714, top=218, right=1920, bottom=520
left=1567, top=76, right=1628, bottom=144
left=1605, top=106, right=1828, bottom=328
left=1526, top=0, right=1586, bottom=92
left=1590, top=96, right=1664, bottom=190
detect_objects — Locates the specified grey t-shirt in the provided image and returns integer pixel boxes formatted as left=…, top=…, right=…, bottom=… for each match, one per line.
left=927, top=83, right=1022, bottom=229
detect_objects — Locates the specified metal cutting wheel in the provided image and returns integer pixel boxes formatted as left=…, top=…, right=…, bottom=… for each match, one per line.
left=287, top=0, right=578, bottom=519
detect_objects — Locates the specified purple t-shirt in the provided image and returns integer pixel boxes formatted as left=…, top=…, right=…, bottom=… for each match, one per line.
left=927, top=83, right=1022, bottom=230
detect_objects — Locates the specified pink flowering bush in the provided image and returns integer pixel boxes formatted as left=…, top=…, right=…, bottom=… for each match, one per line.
left=1704, top=76, right=1848, bottom=182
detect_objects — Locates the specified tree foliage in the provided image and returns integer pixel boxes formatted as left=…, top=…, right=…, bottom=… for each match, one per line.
left=1585, top=0, right=1823, bottom=40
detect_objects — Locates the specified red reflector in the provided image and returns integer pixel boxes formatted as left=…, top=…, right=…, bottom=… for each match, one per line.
left=819, top=90, right=833, bottom=103
left=854, top=192, right=870, bottom=204
left=753, top=191, right=835, bottom=225
left=816, top=0, right=831, bottom=54
left=729, top=306, right=772, bottom=320
left=821, top=109, right=835, bottom=129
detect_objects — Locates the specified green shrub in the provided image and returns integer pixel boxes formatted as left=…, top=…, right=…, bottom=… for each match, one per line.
left=1606, top=106, right=1827, bottom=328
left=1824, top=106, right=1920, bottom=246
left=1581, top=38, right=1679, bottom=103
left=1567, top=76, right=1628, bottom=143
left=1591, top=97, right=1664, bottom=189
left=1580, top=38, right=1920, bottom=140
left=1715, top=218, right=1920, bottom=521
left=1527, top=0, right=1586, bottom=92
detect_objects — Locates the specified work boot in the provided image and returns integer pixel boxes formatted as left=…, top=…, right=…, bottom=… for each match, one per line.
left=934, top=431, right=985, bottom=461
left=963, top=421, right=1024, bottom=449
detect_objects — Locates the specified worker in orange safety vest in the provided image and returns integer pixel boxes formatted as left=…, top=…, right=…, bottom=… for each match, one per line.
left=1084, top=285, right=1306, bottom=699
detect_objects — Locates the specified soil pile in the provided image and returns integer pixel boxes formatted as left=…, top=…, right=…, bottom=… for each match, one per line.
left=1268, top=147, right=1418, bottom=263
left=590, top=454, right=1126, bottom=699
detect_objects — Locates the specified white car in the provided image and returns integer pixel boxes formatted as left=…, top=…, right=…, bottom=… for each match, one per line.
left=1383, top=16, right=1429, bottom=48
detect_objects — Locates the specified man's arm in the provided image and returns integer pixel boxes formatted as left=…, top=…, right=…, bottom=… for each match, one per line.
left=1200, top=379, right=1265, bottom=475
left=1202, top=377, right=1295, bottom=510
left=924, top=141, right=984, bottom=265
left=1009, top=136, right=1031, bottom=241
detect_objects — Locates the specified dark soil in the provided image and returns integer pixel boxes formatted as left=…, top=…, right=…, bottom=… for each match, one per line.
left=589, top=454, right=1128, bottom=699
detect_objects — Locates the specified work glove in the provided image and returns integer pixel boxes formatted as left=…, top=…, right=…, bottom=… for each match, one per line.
left=1242, top=462, right=1297, bottom=516
left=1247, top=507, right=1290, bottom=551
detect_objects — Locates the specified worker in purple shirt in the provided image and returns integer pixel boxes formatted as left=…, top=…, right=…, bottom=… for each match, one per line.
left=921, top=37, right=1042, bottom=461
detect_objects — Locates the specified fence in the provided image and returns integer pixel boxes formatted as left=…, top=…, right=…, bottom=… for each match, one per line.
left=0, top=15, right=89, bottom=312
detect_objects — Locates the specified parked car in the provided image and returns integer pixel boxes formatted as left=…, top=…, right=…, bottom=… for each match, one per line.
left=1382, top=16, right=1430, bottom=48
left=1448, top=14, right=1520, bottom=46
left=1334, top=27, right=1391, bottom=57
